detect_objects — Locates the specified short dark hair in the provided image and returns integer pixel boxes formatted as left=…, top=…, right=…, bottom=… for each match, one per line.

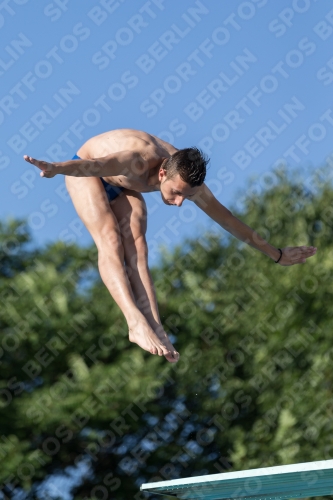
left=164, top=147, right=208, bottom=187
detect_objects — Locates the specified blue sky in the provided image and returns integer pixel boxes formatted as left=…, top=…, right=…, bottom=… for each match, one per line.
left=1, top=0, right=333, bottom=265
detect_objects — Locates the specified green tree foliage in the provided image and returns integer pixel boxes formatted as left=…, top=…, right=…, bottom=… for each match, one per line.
left=1, top=166, right=332, bottom=499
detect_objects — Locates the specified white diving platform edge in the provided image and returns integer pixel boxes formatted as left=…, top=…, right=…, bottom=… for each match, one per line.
left=140, top=459, right=333, bottom=499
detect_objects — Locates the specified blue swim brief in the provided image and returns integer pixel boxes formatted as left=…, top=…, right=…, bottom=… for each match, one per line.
left=72, top=154, right=124, bottom=202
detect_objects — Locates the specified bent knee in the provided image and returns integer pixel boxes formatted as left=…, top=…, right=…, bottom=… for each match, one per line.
left=95, top=225, right=123, bottom=252
left=134, top=233, right=148, bottom=250
left=125, top=234, right=148, bottom=264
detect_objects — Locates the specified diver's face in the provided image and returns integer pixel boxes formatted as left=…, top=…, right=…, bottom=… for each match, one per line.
left=159, top=169, right=199, bottom=207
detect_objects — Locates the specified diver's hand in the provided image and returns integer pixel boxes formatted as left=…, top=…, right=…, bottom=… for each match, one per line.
left=24, top=156, right=57, bottom=178
left=278, top=246, right=317, bottom=266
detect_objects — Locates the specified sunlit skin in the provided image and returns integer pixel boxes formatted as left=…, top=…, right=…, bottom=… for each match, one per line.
left=23, top=129, right=317, bottom=363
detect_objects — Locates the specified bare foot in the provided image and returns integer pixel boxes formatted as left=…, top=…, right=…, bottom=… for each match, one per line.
left=129, top=320, right=179, bottom=363
left=23, top=155, right=56, bottom=178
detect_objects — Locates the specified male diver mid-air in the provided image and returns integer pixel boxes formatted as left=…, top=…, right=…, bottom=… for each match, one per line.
left=24, top=128, right=317, bottom=363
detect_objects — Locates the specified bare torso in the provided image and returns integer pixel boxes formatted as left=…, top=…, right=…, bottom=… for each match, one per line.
left=77, top=129, right=178, bottom=193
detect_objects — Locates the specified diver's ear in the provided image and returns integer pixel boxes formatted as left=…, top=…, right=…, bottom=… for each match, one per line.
left=158, top=162, right=168, bottom=181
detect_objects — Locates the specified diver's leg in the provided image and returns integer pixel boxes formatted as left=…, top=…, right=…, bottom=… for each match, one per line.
left=65, top=176, right=178, bottom=362
left=111, top=189, right=179, bottom=362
